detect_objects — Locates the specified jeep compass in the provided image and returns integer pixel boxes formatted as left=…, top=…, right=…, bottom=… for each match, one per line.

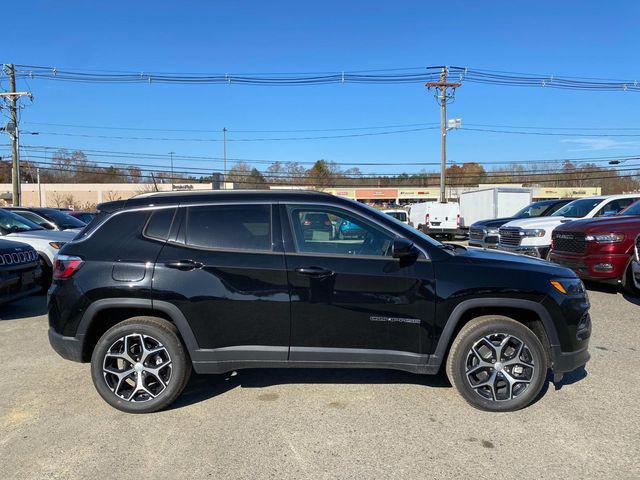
left=48, top=190, right=590, bottom=413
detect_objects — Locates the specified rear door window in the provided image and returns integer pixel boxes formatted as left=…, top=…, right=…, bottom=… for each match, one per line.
left=185, top=204, right=271, bottom=251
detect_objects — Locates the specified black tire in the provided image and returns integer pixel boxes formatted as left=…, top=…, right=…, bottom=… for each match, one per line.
left=446, top=315, right=548, bottom=412
left=622, top=262, right=640, bottom=296
left=91, top=316, right=192, bottom=414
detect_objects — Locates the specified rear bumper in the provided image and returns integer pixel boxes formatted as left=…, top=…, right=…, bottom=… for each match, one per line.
left=48, top=327, right=85, bottom=362
left=422, top=227, right=460, bottom=235
left=549, top=252, right=629, bottom=281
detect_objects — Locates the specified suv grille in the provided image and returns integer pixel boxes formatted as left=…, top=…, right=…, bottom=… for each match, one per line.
left=499, top=228, right=522, bottom=247
left=552, top=232, right=586, bottom=254
left=0, top=249, right=38, bottom=266
left=469, top=227, right=485, bottom=241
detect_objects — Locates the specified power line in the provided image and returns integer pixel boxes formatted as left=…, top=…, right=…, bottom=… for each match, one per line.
left=22, top=119, right=640, bottom=133
left=10, top=64, right=640, bottom=91
left=22, top=126, right=440, bottom=142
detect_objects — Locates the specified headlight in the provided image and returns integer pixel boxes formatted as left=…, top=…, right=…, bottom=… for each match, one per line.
left=550, top=278, right=586, bottom=295
left=486, top=228, right=499, bottom=235
left=49, top=242, right=66, bottom=249
left=523, top=229, right=546, bottom=238
left=585, top=233, right=625, bottom=243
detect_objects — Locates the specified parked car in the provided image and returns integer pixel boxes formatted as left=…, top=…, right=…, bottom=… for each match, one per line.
left=0, top=239, right=42, bottom=305
left=5, top=207, right=86, bottom=231
left=382, top=209, right=409, bottom=225
left=0, top=209, right=77, bottom=288
left=48, top=190, right=590, bottom=413
left=67, top=211, right=96, bottom=224
left=300, top=211, right=334, bottom=240
left=498, top=194, right=640, bottom=258
left=549, top=199, right=640, bottom=294
left=408, top=201, right=460, bottom=240
left=338, top=219, right=366, bottom=239
left=469, top=198, right=574, bottom=249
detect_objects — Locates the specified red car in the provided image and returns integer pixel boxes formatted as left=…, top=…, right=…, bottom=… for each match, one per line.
left=549, top=199, right=640, bottom=294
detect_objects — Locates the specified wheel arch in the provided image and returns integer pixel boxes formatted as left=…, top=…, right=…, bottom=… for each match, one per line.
left=430, top=298, right=559, bottom=371
left=78, top=298, right=199, bottom=362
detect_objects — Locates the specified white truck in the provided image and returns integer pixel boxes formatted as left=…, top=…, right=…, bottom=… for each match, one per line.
left=459, top=187, right=532, bottom=229
left=498, top=193, right=640, bottom=258
left=407, top=201, right=460, bottom=240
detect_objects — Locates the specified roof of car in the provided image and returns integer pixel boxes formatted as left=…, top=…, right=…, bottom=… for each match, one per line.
left=98, top=189, right=339, bottom=212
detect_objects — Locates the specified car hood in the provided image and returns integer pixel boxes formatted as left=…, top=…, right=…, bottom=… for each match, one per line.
left=6, top=229, right=77, bottom=242
left=470, top=217, right=517, bottom=229
left=460, top=245, right=575, bottom=277
left=501, top=216, right=573, bottom=230
left=555, top=215, right=640, bottom=233
left=0, top=238, right=33, bottom=252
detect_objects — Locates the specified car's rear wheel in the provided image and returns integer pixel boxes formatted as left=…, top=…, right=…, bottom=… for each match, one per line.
left=90, top=316, right=191, bottom=413
left=446, top=316, right=548, bottom=412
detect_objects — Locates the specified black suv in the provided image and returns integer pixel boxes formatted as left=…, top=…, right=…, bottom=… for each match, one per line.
left=48, top=191, right=590, bottom=413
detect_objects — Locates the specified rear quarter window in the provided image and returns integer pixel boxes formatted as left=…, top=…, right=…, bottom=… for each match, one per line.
left=144, top=208, right=176, bottom=241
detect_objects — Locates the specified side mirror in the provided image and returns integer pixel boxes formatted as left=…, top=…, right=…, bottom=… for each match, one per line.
left=392, top=237, right=417, bottom=259
left=42, top=222, right=56, bottom=230
left=602, top=210, right=617, bottom=217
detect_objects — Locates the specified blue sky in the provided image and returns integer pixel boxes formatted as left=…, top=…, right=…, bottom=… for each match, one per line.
left=3, top=1, right=640, bottom=177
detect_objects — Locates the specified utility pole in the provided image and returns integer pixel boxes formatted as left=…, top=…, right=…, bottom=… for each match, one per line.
left=168, top=151, right=175, bottom=190
left=426, top=67, right=461, bottom=203
left=222, top=127, right=227, bottom=189
left=1, top=64, right=32, bottom=206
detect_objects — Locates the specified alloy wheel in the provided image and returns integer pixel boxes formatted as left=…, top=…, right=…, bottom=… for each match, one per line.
left=465, top=333, right=535, bottom=402
left=102, top=333, right=172, bottom=402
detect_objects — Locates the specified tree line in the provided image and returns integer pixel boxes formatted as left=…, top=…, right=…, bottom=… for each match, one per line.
left=1, top=148, right=638, bottom=195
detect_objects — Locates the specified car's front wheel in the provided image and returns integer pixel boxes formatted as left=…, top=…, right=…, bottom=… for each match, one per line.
left=446, top=315, right=548, bottom=412
left=90, top=316, right=191, bottom=413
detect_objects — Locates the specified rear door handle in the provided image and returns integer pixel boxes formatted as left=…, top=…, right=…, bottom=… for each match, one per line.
left=165, top=260, right=203, bottom=271
left=295, top=266, right=334, bottom=277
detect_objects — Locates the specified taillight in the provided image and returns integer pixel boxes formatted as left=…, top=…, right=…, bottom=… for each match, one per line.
left=425, top=213, right=430, bottom=225
left=324, top=220, right=332, bottom=226
left=456, top=214, right=460, bottom=227
left=53, top=255, right=84, bottom=279
left=303, top=220, right=312, bottom=226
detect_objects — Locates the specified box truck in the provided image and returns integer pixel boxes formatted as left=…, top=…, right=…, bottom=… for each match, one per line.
left=459, top=187, right=532, bottom=230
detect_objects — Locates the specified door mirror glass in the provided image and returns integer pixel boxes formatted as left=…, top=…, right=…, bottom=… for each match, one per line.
left=392, top=237, right=416, bottom=259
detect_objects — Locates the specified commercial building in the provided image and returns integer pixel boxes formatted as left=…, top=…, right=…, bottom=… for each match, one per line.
left=0, top=182, right=602, bottom=209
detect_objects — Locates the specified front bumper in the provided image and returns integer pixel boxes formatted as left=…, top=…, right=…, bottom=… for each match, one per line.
left=48, top=327, right=85, bottom=362
left=549, top=252, right=629, bottom=282
left=0, top=265, right=42, bottom=305
left=498, top=244, right=550, bottom=259
left=552, top=345, right=590, bottom=374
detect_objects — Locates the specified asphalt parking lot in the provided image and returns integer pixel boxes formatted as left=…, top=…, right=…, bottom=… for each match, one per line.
left=1, top=287, right=639, bottom=480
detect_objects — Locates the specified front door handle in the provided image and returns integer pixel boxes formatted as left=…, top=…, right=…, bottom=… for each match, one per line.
left=165, top=260, right=203, bottom=271
left=295, top=266, right=334, bottom=277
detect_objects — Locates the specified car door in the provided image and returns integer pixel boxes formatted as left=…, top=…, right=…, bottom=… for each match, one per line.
left=280, top=203, right=436, bottom=366
left=152, top=202, right=290, bottom=363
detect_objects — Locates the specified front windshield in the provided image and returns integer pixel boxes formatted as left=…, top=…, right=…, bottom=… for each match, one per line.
left=386, top=211, right=407, bottom=221
left=0, top=209, right=44, bottom=234
left=514, top=201, right=553, bottom=218
left=42, top=209, right=87, bottom=229
left=553, top=198, right=604, bottom=218
left=619, top=201, right=640, bottom=216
